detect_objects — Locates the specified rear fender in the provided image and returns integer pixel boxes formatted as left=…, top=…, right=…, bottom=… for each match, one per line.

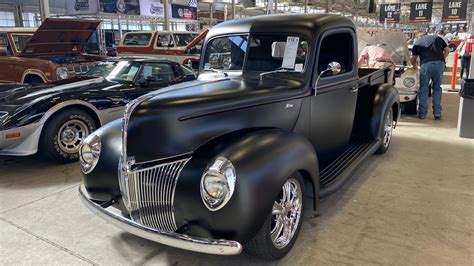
left=370, top=84, right=400, bottom=139
left=174, top=128, right=319, bottom=243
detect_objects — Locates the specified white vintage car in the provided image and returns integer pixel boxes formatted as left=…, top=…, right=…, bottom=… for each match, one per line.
left=358, top=28, right=418, bottom=114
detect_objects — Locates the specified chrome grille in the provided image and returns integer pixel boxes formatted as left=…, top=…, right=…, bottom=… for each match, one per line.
left=125, top=158, right=190, bottom=232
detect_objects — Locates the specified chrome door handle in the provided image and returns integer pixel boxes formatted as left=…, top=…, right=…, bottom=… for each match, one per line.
left=349, top=86, right=358, bottom=92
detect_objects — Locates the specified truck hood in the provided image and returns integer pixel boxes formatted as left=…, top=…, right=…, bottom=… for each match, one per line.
left=20, top=18, right=101, bottom=58
left=357, top=29, right=411, bottom=66
left=185, top=29, right=208, bottom=50
left=125, top=73, right=306, bottom=163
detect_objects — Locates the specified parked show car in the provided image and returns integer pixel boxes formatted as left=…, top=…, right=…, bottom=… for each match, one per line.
left=0, top=58, right=196, bottom=162
left=0, top=18, right=104, bottom=84
left=79, top=14, right=400, bottom=259
left=357, top=28, right=419, bottom=114
left=117, top=30, right=208, bottom=69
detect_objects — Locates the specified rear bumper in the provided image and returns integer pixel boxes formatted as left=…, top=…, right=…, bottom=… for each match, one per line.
left=79, top=185, right=243, bottom=255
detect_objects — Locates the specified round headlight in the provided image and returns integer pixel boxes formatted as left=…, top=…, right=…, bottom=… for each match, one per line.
left=200, top=157, right=236, bottom=211
left=403, top=77, right=416, bottom=88
left=56, top=67, right=69, bottom=80
left=79, top=134, right=101, bottom=174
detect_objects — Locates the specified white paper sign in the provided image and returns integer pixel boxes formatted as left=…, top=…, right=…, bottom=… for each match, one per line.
left=66, top=0, right=98, bottom=15
left=281, top=36, right=299, bottom=69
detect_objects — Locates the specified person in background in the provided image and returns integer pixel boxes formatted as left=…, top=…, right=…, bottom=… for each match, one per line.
left=358, top=44, right=395, bottom=82
left=436, top=29, right=450, bottom=46
left=411, top=34, right=450, bottom=120
left=457, top=36, right=472, bottom=80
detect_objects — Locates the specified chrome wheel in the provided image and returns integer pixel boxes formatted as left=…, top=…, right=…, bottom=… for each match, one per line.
left=57, top=119, right=89, bottom=154
left=271, top=178, right=303, bottom=249
left=382, top=108, right=393, bottom=148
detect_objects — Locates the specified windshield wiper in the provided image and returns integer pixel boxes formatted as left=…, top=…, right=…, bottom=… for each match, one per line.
left=259, top=69, right=298, bottom=78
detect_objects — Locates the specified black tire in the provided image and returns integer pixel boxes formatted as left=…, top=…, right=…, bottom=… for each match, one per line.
left=24, top=75, right=45, bottom=85
left=375, top=107, right=394, bottom=155
left=403, top=97, right=417, bottom=115
left=40, top=108, right=96, bottom=163
left=244, top=172, right=305, bottom=260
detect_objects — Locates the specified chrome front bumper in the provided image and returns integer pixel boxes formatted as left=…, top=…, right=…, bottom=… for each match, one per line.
left=0, top=122, right=43, bottom=156
left=79, top=185, right=243, bottom=255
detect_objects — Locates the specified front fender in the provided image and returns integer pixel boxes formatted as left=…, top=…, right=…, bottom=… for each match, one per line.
left=370, top=84, right=400, bottom=139
left=82, top=118, right=122, bottom=202
left=173, top=128, right=319, bottom=243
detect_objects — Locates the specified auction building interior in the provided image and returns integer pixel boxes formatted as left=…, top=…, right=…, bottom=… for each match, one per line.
left=0, top=0, right=473, bottom=265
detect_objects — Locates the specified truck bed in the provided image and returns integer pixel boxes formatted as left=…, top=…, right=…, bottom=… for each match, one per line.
left=358, top=67, right=390, bottom=88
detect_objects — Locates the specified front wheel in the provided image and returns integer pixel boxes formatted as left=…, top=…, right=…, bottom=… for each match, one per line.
left=40, top=109, right=96, bottom=163
left=375, top=107, right=394, bottom=154
left=244, top=173, right=305, bottom=260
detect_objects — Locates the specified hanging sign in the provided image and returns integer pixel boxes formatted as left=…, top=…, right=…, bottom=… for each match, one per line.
left=171, top=4, right=197, bottom=20
left=99, top=0, right=140, bottom=15
left=409, top=2, right=432, bottom=23
left=442, top=0, right=468, bottom=21
left=139, top=0, right=167, bottom=17
left=379, top=4, right=401, bottom=23
left=66, top=0, right=98, bottom=15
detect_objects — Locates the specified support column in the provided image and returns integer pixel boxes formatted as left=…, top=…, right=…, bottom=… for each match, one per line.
left=39, top=0, right=50, bottom=22
left=304, top=0, right=307, bottom=13
left=231, top=0, right=236, bottom=19
left=274, top=0, right=278, bottom=13
left=469, top=7, right=474, bottom=78
left=209, top=3, right=214, bottom=26
left=164, top=0, right=170, bottom=31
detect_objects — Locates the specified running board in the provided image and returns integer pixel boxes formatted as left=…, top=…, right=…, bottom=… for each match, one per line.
left=320, top=137, right=380, bottom=198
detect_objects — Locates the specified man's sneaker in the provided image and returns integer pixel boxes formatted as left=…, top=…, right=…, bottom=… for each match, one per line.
left=418, top=114, right=426, bottom=119
left=434, top=114, right=442, bottom=120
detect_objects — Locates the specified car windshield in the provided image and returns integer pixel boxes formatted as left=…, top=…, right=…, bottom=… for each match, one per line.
left=123, top=33, right=152, bottom=46
left=174, top=33, right=198, bottom=47
left=85, top=61, right=118, bottom=77
left=106, top=61, right=141, bottom=82
left=11, top=34, right=33, bottom=52
left=202, top=34, right=308, bottom=73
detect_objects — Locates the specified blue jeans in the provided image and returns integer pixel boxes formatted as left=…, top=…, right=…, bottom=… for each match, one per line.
left=419, top=61, right=445, bottom=116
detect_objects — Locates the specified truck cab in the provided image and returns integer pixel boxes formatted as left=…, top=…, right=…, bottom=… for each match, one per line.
left=79, top=14, right=400, bottom=260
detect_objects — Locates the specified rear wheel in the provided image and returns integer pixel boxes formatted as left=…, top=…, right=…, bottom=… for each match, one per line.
left=375, top=107, right=394, bottom=154
left=40, top=109, right=96, bottom=163
left=245, top=173, right=304, bottom=260
left=24, top=75, right=44, bottom=85
left=403, top=97, right=417, bottom=115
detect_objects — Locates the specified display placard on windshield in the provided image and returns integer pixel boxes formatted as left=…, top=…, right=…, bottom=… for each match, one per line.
left=281, top=36, right=300, bottom=69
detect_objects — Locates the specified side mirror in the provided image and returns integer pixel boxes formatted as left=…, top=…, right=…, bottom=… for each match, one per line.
left=327, top=61, right=342, bottom=75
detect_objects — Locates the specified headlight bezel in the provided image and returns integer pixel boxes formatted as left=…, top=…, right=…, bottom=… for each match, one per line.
left=200, top=157, right=236, bottom=211
left=403, top=77, right=416, bottom=88
left=56, top=67, right=69, bottom=80
left=79, top=133, right=101, bottom=174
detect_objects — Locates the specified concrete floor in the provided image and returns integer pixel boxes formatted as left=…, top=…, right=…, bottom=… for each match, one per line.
left=1, top=68, right=474, bottom=264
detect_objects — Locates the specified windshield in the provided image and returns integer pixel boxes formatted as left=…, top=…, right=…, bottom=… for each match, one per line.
left=11, top=33, right=33, bottom=52
left=85, top=61, right=118, bottom=77
left=123, top=33, right=152, bottom=46
left=203, top=34, right=308, bottom=73
left=174, top=33, right=198, bottom=47
left=106, top=61, right=141, bottom=82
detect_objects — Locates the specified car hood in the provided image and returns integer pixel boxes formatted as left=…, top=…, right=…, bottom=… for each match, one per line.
left=125, top=73, right=306, bottom=163
left=20, top=18, right=101, bottom=58
left=357, top=28, right=411, bottom=66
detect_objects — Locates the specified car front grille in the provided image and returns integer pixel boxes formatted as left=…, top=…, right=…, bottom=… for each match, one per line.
left=124, top=158, right=190, bottom=232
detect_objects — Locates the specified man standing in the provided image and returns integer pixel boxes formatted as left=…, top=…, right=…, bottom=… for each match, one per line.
left=411, top=34, right=450, bottom=120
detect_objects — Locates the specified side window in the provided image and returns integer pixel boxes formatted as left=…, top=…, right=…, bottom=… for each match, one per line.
left=137, top=63, right=176, bottom=84
left=122, top=33, right=152, bottom=46
left=0, top=33, right=8, bottom=56
left=318, top=32, right=354, bottom=76
left=156, top=34, right=174, bottom=48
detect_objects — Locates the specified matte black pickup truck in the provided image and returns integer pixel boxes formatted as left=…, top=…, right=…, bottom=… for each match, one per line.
left=79, top=14, right=400, bottom=260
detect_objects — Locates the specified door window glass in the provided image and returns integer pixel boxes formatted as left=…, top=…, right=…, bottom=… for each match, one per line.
left=156, top=34, right=174, bottom=48
left=11, top=34, right=33, bottom=52
left=137, top=63, right=176, bottom=84
left=318, top=33, right=354, bottom=76
left=123, top=33, right=152, bottom=46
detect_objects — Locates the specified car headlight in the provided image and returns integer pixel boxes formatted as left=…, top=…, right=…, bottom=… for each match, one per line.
left=403, top=77, right=416, bottom=88
left=200, top=157, right=236, bottom=211
left=79, top=134, right=101, bottom=174
left=56, top=67, right=69, bottom=80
